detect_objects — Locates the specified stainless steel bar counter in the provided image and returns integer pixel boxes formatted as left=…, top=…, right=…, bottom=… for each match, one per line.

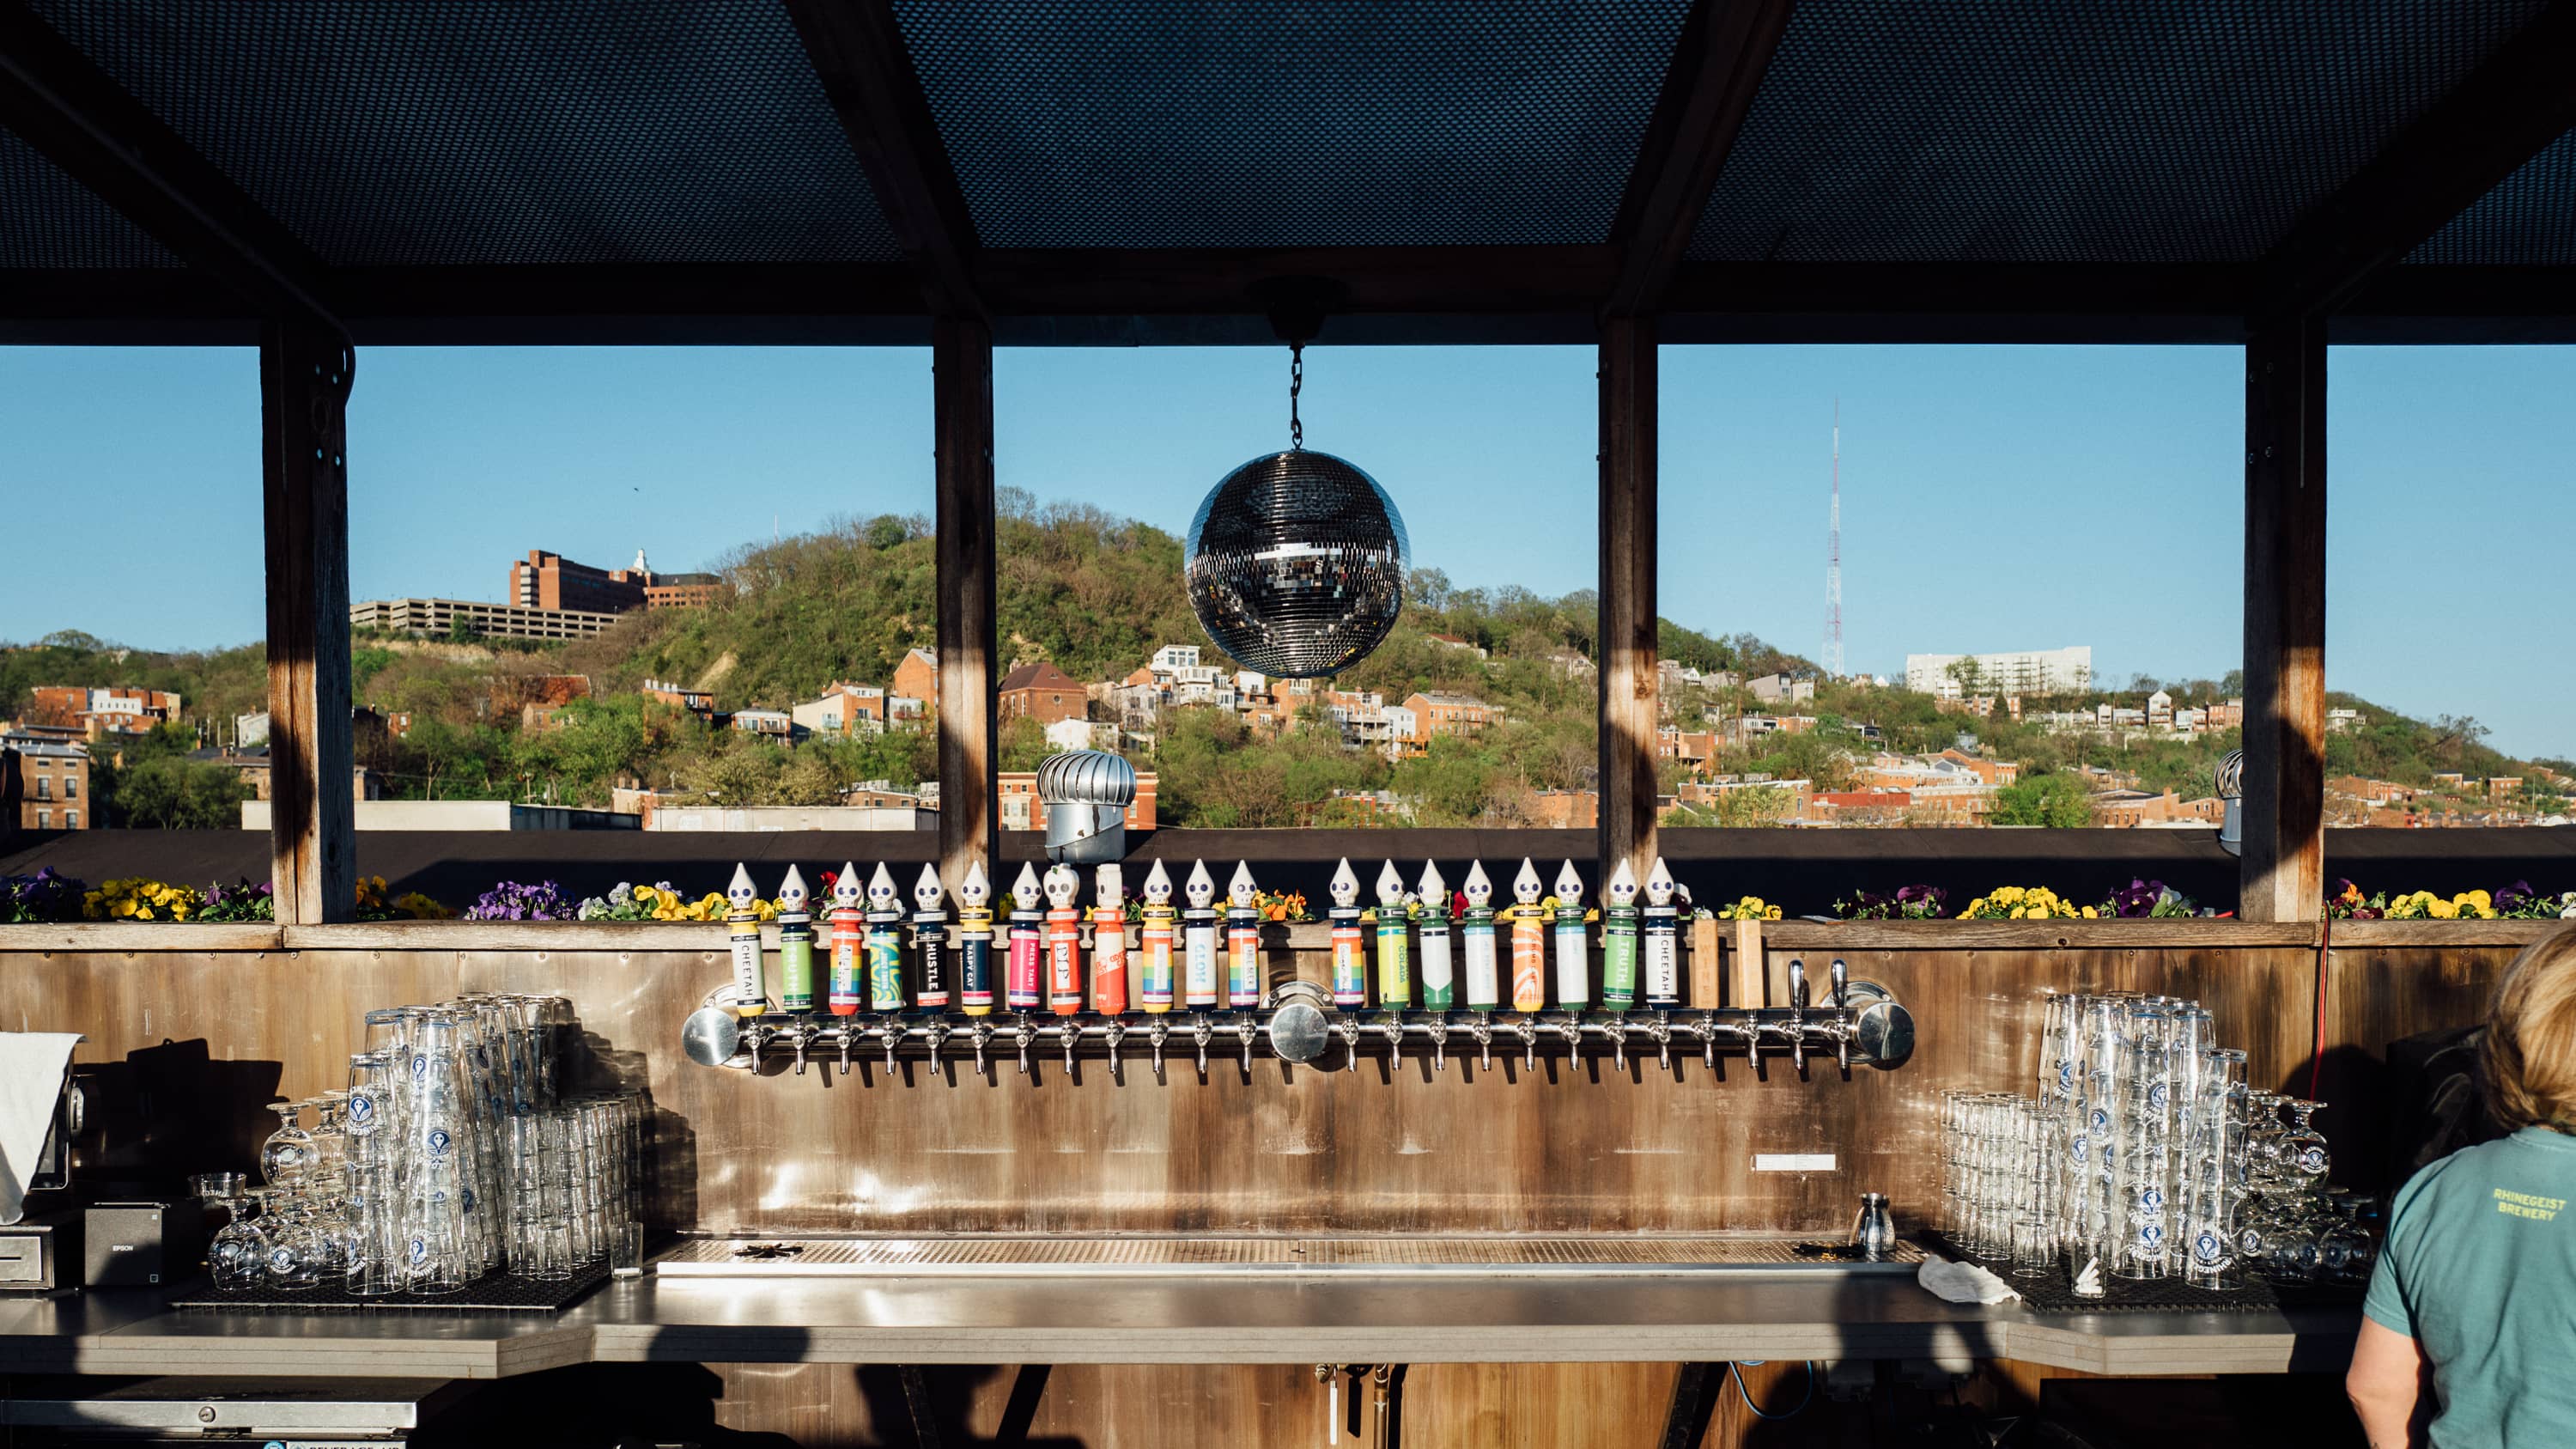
left=0, top=1274, right=2360, bottom=1381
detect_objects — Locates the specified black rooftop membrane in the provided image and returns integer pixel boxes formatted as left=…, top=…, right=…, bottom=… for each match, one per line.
left=0, top=125, right=178, bottom=267
left=2409, top=128, right=2576, bottom=265
left=891, top=0, right=1693, bottom=248
left=1692, top=0, right=2549, bottom=265
left=29, top=0, right=900, bottom=267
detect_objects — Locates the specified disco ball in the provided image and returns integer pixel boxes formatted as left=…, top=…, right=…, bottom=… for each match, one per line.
left=1185, top=450, right=1409, bottom=679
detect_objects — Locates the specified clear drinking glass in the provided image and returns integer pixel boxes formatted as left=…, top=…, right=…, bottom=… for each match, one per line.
left=2181, top=1048, right=2247, bottom=1288
left=2283, top=1100, right=2330, bottom=1180
left=258, top=1101, right=315, bottom=1187
left=261, top=1199, right=327, bottom=1289
left=210, top=1191, right=270, bottom=1290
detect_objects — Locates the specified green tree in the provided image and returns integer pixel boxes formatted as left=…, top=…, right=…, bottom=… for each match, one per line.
left=1990, top=772, right=2095, bottom=827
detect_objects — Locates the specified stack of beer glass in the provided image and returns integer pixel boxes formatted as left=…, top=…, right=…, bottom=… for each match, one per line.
left=211, top=994, right=645, bottom=1298
left=1941, top=991, right=2353, bottom=1292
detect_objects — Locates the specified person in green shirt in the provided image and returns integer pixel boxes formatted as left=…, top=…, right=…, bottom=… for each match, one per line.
left=2351, top=925, right=2576, bottom=1447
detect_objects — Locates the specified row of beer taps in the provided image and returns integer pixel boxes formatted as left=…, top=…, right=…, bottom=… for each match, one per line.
left=684, top=855, right=1907, bottom=1081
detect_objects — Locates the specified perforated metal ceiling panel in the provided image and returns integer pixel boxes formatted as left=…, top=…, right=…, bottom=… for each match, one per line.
left=27, top=0, right=900, bottom=268
left=0, top=125, right=177, bottom=267
left=1691, top=0, right=2549, bottom=265
left=2409, top=129, right=2576, bottom=265
left=891, top=0, right=1693, bottom=248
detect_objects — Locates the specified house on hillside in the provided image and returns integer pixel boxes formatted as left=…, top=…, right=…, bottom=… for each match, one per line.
left=998, top=661, right=1086, bottom=725
left=793, top=682, right=887, bottom=737
left=892, top=648, right=938, bottom=706
left=1402, top=692, right=1493, bottom=743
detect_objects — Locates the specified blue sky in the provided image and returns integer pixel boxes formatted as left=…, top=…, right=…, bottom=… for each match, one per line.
left=0, top=343, right=2567, bottom=759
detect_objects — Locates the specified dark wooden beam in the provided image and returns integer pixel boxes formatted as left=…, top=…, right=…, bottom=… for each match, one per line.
left=1598, top=316, right=1660, bottom=886
left=1662, top=262, right=2256, bottom=342
left=14, top=257, right=2576, bottom=346
left=0, top=2, right=336, bottom=329
left=933, top=316, right=998, bottom=892
left=260, top=324, right=355, bottom=925
left=1601, top=0, right=1798, bottom=317
left=783, top=0, right=982, bottom=317
left=2257, top=3, right=2576, bottom=318
left=981, top=245, right=1616, bottom=319
left=2239, top=317, right=2327, bottom=924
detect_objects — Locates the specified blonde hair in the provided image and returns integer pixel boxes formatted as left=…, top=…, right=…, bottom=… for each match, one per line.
left=2482, top=924, right=2576, bottom=1132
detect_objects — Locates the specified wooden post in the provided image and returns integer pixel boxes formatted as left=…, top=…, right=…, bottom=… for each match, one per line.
left=2240, top=317, right=2328, bottom=923
left=1597, top=315, right=1660, bottom=886
left=1728, top=918, right=1767, bottom=1009
left=259, top=324, right=355, bottom=925
left=934, top=315, right=998, bottom=891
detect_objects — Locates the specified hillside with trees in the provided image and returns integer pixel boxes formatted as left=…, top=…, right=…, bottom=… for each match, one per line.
left=8, top=495, right=2565, bottom=826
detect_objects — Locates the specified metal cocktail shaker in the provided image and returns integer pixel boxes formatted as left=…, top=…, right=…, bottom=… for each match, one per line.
left=1850, top=1192, right=1897, bottom=1261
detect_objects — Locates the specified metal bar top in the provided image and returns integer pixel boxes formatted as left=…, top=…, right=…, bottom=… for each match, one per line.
left=0, top=1272, right=2358, bottom=1381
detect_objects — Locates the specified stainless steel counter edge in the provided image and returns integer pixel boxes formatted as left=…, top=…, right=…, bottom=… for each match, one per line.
left=0, top=1282, right=2360, bottom=1379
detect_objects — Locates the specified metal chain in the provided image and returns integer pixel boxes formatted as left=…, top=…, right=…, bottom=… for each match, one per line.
left=1289, top=342, right=1304, bottom=452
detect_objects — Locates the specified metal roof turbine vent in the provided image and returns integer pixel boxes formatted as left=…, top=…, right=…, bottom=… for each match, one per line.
left=2215, top=749, right=2245, bottom=858
left=1036, top=750, right=1137, bottom=864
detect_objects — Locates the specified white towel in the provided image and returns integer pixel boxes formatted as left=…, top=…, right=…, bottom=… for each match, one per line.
left=1917, top=1255, right=2023, bottom=1305
left=0, top=1033, right=82, bottom=1225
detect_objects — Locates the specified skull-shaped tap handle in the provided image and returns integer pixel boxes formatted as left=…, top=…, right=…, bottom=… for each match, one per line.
left=1459, top=861, right=1500, bottom=1013
left=957, top=861, right=996, bottom=1016
left=1042, top=863, right=1084, bottom=1019
left=775, top=866, right=816, bottom=1014
left=1551, top=861, right=1589, bottom=1012
left=911, top=865, right=951, bottom=1012
left=1414, top=859, right=1453, bottom=1010
left=1091, top=864, right=1128, bottom=1017
left=828, top=861, right=866, bottom=1017
left=1137, top=860, right=1176, bottom=1014
left=1327, top=859, right=1366, bottom=1008
left=1224, top=863, right=1263, bottom=1009
left=1600, top=859, right=1640, bottom=1014
left=1006, top=863, right=1045, bottom=1013
left=866, top=864, right=906, bottom=1014
left=1507, top=860, right=1546, bottom=1014
left=1181, top=861, right=1220, bottom=1010
left=725, top=863, right=768, bottom=1017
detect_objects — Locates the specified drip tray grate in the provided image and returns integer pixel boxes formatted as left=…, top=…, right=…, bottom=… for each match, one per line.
left=653, top=1234, right=1925, bottom=1279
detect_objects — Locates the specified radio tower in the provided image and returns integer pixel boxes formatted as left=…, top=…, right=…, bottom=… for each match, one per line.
left=1823, top=400, right=1844, bottom=679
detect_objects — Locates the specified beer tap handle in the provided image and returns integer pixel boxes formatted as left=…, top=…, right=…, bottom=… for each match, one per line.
left=1425, top=1015, right=1449, bottom=1071
left=1104, top=1020, right=1127, bottom=1081
left=1149, top=1018, right=1170, bottom=1081
left=1787, top=959, right=1809, bottom=1075
left=1829, top=957, right=1849, bottom=1010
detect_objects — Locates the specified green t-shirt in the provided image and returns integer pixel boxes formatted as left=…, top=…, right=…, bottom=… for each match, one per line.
left=2365, top=1127, right=2576, bottom=1446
